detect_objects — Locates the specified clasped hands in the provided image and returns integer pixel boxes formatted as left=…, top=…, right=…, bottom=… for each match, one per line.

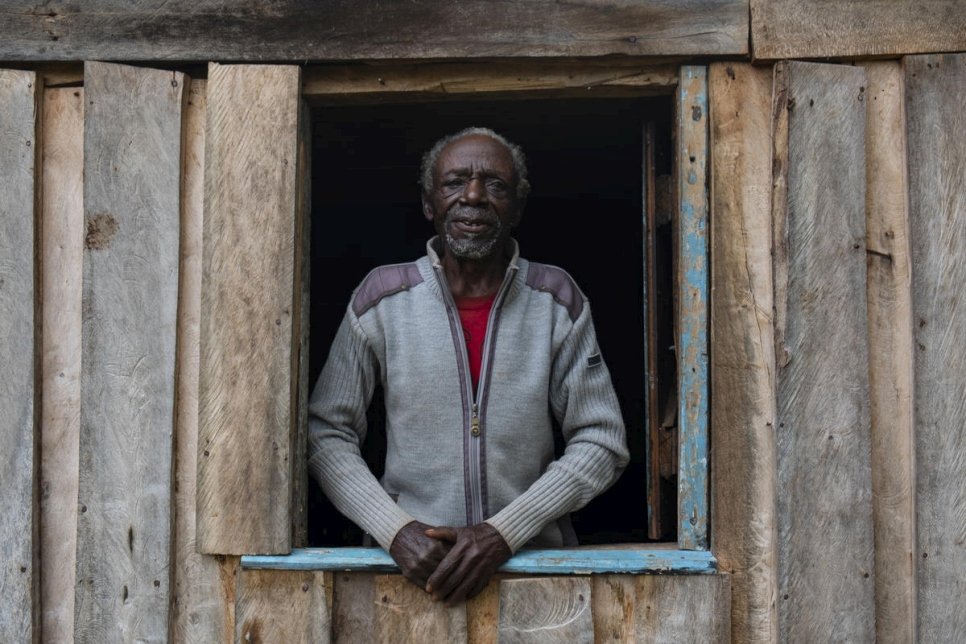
left=388, top=520, right=512, bottom=605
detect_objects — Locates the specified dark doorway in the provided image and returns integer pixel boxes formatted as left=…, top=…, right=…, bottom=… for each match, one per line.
left=307, top=96, right=673, bottom=546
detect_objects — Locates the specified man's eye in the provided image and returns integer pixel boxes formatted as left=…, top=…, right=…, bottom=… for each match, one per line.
left=486, top=180, right=508, bottom=194
left=442, top=178, right=466, bottom=189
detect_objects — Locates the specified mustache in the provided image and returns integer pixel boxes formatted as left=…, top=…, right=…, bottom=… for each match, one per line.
left=444, top=205, right=500, bottom=226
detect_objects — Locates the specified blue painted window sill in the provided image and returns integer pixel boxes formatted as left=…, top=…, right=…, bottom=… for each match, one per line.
left=241, top=545, right=717, bottom=575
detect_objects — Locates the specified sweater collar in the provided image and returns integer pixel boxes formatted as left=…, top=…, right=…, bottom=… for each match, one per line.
left=424, top=236, right=523, bottom=303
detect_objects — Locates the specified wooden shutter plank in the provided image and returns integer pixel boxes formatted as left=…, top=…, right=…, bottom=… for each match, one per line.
left=74, top=61, right=186, bottom=644
left=235, top=569, right=332, bottom=644
left=498, top=577, right=592, bottom=643
left=709, top=62, right=780, bottom=644
left=39, top=85, right=84, bottom=644
left=905, top=52, right=966, bottom=644
left=197, top=63, right=303, bottom=554
left=676, top=65, right=710, bottom=550
left=374, top=575, right=467, bottom=641
left=862, top=60, right=917, bottom=644
left=751, top=0, right=966, bottom=60
left=0, top=68, right=41, bottom=644
left=634, top=574, right=731, bottom=642
left=772, top=61, right=874, bottom=643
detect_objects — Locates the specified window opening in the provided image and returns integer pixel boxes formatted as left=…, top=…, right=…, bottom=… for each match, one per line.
left=306, top=96, right=676, bottom=547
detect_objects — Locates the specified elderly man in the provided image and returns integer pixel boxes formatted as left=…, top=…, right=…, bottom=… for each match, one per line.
left=308, top=127, right=628, bottom=604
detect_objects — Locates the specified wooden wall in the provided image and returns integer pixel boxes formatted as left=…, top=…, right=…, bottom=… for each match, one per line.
left=1, top=51, right=965, bottom=643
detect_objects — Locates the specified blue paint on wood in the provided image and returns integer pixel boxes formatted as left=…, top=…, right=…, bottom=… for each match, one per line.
left=241, top=547, right=718, bottom=575
left=676, top=65, right=710, bottom=551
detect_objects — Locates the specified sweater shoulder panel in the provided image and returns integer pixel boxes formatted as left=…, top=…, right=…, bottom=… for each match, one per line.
left=524, top=262, right=585, bottom=322
left=352, top=262, right=424, bottom=317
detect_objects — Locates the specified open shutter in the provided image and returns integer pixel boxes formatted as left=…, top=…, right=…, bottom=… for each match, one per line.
left=197, top=63, right=309, bottom=555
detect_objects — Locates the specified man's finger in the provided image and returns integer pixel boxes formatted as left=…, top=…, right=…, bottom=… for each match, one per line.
left=425, top=544, right=466, bottom=596
left=425, top=526, right=459, bottom=542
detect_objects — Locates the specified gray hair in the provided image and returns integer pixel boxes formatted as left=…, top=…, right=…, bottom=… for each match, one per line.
left=419, top=127, right=531, bottom=200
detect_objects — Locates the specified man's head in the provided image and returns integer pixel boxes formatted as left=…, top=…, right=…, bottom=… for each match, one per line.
left=420, top=128, right=530, bottom=261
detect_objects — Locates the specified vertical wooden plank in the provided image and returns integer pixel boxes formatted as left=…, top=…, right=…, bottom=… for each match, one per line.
left=332, top=574, right=376, bottom=644
left=591, top=576, right=636, bottom=643
left=39, top=85, right=84, bottom=644
left=74, top=61, right=186, bottom=644
left=861, top=60, right=917, bottom=644
left=466, top=576, right=500, bottom=644
left=170, top=78, right=233, bottom=643
left=772, top=61, right=874, bottom=643
left=676, top=65, right=710, bottom=550
left=198, top=63, right=302, bottom=555
left=634, top=574, right=731, bottom=642
left=709, top=62, right=780, bottom=644
left=0, top=68, right=41, bottom=644
left=235, top=569, right=331, bottom=644
left=374, top=575, right=468, bottom=641
left=498, top=577, right=593, bottom=643
left=905, top=52, right=966, bottom=644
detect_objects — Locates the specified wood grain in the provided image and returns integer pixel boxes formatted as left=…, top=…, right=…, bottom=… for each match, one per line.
left=751, top=0, right=966, bottom=60
left=332, top=574, right=376, bottom=644
left=74, top=61, right=186, bottom=644
left=169, top=78, right=232, bottom=644
left=466, top=575, right=500, bottom=644
left=709, top=62, right=779, bottom=644
left=197, top=63, right=302, bottom=555
left=591, top=576, right=636, bottom=643
left=772, top=61, right=875, bottom=643
left=498, top=577, right=593, bottom=643
left=861, top=61, right=917, bottom=644
left=904, top=52, right=966, bottom=644
left=0, top=1, right=747, bottom=61
left=235, top=569, right=332, bottom=644
left=0, top=67, right=40, bottom=644
left=39, top=85, right=83, bottom=644
left=374, top=575, right=467, bottom=642
left=635, top=574, right=731, bottom=642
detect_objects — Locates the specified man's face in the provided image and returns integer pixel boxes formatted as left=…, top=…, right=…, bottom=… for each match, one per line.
left=423, top=134, right=523, bottom=260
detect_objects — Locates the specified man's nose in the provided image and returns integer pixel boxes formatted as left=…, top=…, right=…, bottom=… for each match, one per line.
left=460, top=176, right=488, bottom=205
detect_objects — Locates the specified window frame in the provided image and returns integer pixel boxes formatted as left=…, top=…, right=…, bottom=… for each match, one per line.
left=241, top=63, right=712, bottom=575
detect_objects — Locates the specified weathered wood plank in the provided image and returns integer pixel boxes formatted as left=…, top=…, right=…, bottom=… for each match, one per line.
left=862, top=60, right=917, bottom=644
left=772, top=61, right=874, bottom=643
left=591, top=576, right=636, bottom=643
left=374, top=575, right=467, bottom=642
left=498, top=577, right=593, bottom=643
left=634, top=574, right=731, bottom=642
left=676, top=65, right=709, bottom=551
left=332, top=574, right=376, bottom=644
left=170, top=78, right=232, bottom=644
left=39, top=85, right=83, bottom=644
left=709, top=62, right=779, bottom=644
left=74, top=61, right=186, bottom=644
left=905, top=52, right=966, bottom=644
left=751, top=0, right=966, bottom=60
left=0, top=67, right=40, bottom=644
left=0, top=1, right=747, bottom=61
left=466, top=576, right=500, bottom=644
left=303, top=61, right=680, bottom=105
left=197, top=63, right=302, bottom=555
left=235, top=569, right=331, bottom=644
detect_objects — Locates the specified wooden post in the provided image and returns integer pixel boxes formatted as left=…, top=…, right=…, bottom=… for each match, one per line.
left=709, top=62, right=780, bottom=644
left=39, top=85, right=84, bottom=644
left=905, top=52, right=966, bottom=644
left=861, top=60, right=917, bottom=644
left=0, top=67, right=41, bottom=644
left=197, top=63, right=304, bottom=555
left=74, top=61, right=187, bottom=643
left=771, top=61, right=875, bottom=643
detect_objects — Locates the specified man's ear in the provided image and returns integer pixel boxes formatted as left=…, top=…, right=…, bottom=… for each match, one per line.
left=422, top=196, right=435, bottom=222
left=510, top=198, right=526, bottom=228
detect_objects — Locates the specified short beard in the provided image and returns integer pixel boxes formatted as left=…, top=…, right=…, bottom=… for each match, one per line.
left=443, top=206, right=503, bottom=260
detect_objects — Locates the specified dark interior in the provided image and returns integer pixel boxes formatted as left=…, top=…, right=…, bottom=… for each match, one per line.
left=306, top=95, right=674, bottom=546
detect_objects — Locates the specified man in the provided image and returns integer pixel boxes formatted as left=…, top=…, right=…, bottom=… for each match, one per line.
left=308, top=127, right=628, bottom=604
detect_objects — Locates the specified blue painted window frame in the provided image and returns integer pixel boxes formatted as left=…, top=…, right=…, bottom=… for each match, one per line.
left=243, top=65, right=711, bottom=575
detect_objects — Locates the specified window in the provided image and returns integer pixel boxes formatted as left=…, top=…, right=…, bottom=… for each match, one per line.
left=243, top=63, right=710, bottom=574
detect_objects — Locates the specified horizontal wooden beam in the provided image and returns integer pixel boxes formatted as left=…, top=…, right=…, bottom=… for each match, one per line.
left=0, top=1, right=747, bottom=62
left=242, top=547, right=718, bottom=575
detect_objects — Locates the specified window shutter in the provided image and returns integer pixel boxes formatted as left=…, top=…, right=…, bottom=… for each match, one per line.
left=197, top=63, right=308, bottom=555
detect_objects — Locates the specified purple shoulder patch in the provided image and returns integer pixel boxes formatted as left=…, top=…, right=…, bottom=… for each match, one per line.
left=525, top=262, right=584, bottom=322
left=351, top=263, right=424, bottom=317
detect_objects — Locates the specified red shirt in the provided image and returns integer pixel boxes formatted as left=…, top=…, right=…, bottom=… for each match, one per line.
left=455, top=293, right=497, bottom=392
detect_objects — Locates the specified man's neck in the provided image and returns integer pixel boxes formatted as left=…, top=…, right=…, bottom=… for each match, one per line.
left=440, top=242, right=512, bottom=299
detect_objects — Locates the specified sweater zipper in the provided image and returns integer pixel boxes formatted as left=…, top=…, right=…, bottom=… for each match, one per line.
left=434, top=261, right=516, bottom=525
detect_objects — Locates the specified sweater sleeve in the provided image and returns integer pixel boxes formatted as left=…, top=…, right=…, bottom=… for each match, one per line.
left=485, top=301, right=630, bottom=552
left=306, top=310, right=414, bottom=550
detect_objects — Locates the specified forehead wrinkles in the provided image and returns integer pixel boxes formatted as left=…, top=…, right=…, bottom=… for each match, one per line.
left=435, top=137, right=515, bottom=178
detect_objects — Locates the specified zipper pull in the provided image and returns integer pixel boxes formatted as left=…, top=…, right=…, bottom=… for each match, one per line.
left=471, top=403, right=481, bottom=437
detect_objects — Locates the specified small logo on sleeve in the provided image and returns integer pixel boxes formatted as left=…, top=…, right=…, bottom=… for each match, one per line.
left=587, top=353, right=602, bottom=368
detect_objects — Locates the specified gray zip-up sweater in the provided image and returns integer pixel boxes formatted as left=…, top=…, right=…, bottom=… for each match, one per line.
left=307, top=239, right=629, bottom=553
